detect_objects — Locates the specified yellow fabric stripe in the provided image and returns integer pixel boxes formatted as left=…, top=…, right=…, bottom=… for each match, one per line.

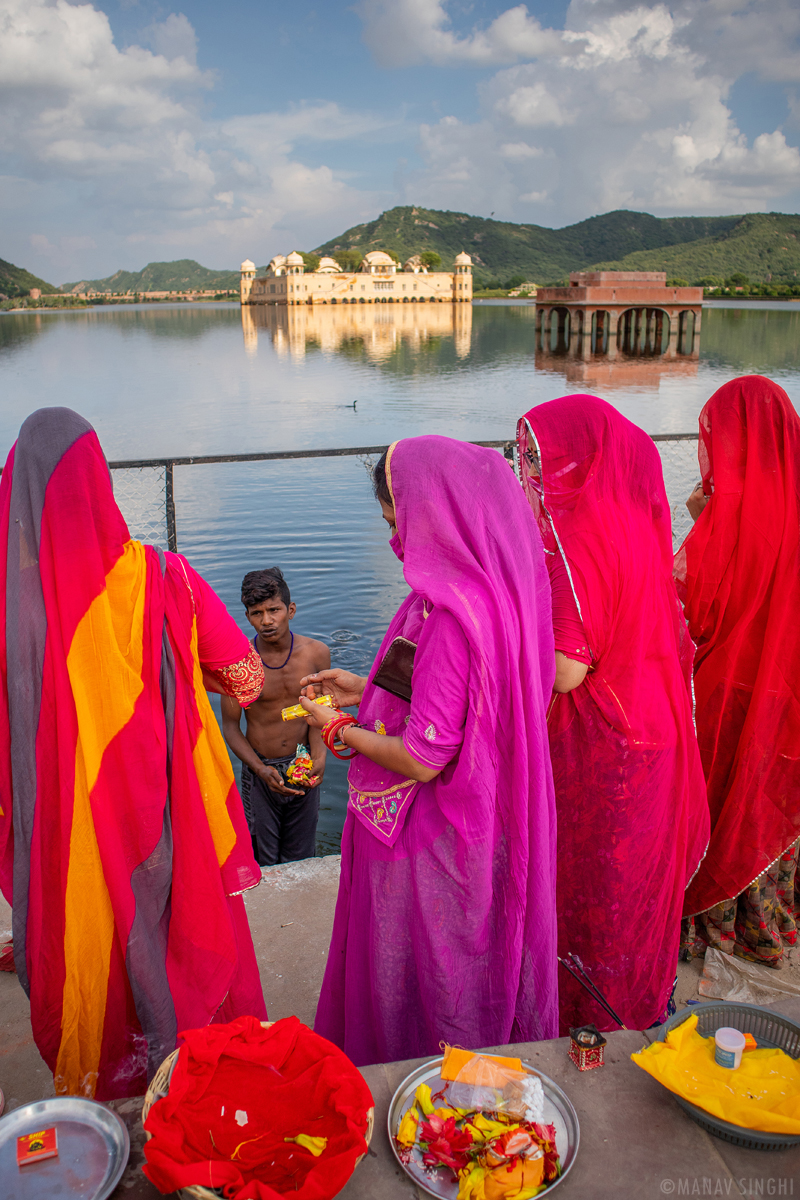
left=57, top=540, right=147, bottom=1096
left=189, top=618, right=237, bottom=868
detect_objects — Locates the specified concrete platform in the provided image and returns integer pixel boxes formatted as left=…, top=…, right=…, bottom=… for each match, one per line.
left=3, top=859, right=800, bottom=1198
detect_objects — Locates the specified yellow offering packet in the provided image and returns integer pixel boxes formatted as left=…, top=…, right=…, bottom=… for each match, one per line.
left=281, top=695, right=334, bottom=722
left=632, top=1014, right=800, bottom=1135
left=440, top=1047, right=523, bottom=1086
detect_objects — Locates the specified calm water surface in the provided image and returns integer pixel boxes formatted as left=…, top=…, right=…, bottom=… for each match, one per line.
left=3, top=300, right=799, bottom=850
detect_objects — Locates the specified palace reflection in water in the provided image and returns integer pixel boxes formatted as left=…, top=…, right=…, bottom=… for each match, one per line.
left=241, top=301, right=473, bottom=362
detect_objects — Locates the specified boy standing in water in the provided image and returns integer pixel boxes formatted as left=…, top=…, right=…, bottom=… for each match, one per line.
left=222, top=567, right=330, bottom=865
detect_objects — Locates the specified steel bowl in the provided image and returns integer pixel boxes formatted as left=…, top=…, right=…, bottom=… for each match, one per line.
left=0, top=1096, right=130, bottom=1200
left=387, top=1056, right=580, bottom=1198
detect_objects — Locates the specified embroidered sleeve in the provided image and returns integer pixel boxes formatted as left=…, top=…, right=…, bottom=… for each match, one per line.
left=206, top=647, right=264, bottom=708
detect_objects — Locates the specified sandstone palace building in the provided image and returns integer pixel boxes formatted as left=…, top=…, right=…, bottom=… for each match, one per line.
left=240, top=250, right=473, bottom=306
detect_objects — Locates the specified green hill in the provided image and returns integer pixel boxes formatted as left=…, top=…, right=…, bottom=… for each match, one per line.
left=591, top=212, right=800, bottom=283
left=314, top=206, right=800, bottom=285
left=59, top=259, right=239, bottom=294
left=0, top=257, right=58, bottom=299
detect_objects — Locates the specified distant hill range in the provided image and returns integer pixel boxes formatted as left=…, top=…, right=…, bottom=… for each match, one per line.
left=5, top=208, right=800, bottom=301
left=315, top=206, right=800, bottom=285
left=59, top=259, right=240, bottom=294
left=0, top=256, right=58, bottom=299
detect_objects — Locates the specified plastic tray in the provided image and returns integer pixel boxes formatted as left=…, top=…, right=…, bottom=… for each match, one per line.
left=655, top=1001, right=800, bottom=1150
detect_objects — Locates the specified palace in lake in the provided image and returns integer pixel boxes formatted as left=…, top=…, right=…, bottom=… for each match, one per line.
left=240, top=250, right=473, bottom=306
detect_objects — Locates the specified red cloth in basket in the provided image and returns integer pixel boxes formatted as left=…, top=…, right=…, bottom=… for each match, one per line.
left=143, top=1016, right=373, bottom=1199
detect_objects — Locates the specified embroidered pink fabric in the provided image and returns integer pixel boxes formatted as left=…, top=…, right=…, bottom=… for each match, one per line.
left=314, top=436, right=559, bottom=1066
left=173, top=556, right=264, bottom=707
left=518, top=395, right=709, bottom=1031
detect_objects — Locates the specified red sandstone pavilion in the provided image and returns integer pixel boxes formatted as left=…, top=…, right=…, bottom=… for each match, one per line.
left=535, top=271, right=703, bottom=358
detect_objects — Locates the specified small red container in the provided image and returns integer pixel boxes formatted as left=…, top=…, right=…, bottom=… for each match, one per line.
left=568, top=1025, right=607, bottom=1071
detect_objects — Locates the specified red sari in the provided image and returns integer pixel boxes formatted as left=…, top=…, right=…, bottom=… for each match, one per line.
left=677, top=376, right=800, bottom=953
left=519, top=395, right=709, bottom=1031
left=0, top=408, right=266, bottom=1099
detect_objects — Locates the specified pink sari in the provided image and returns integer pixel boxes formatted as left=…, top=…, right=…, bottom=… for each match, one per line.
left=518, top=396, right=709, bottom=1031
left=314, top=437, right=559, bottom=1066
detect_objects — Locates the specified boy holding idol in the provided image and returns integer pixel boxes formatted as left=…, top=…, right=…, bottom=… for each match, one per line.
left=222, top=567, right=330, bottom=865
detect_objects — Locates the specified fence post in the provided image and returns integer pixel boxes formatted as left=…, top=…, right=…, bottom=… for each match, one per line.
left=165, top=462, right=178, bottom=552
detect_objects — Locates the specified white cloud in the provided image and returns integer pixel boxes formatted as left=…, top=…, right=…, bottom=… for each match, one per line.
left=0, top=0, right=389, bottom=278
left=379, top=0, right=800, bottom=220
left=144, top=13, right=198, bottom=65
left=356, top=0, right=565, bottom=68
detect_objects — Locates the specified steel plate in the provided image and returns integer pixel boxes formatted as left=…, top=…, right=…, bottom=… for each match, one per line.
left=387, top=1056, right=580, bottom=1198
left=0, top=1097, right=130, bottom=1200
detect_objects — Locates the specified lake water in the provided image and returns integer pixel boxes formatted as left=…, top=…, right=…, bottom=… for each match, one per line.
left=3, top=299, right=800, bottom=851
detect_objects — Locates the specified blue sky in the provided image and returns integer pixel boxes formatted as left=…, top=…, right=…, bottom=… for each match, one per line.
left=2, top=0, right=799, bottom=284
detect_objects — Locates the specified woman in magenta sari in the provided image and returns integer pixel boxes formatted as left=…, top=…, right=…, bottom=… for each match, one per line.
left=300, top=436, right=558, bottom=1066
left=517, top=396, right=709, bottom=1032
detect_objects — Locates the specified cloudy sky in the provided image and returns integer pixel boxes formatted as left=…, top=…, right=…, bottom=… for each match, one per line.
left=2, top=0, right=800, bottom=284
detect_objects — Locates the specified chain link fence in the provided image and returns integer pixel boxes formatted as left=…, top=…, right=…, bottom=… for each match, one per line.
left=111, top=465, right=171, bottom=549
left=110, top=436, right=701, bottom=557
left=653, top=436, right=701, bottom=551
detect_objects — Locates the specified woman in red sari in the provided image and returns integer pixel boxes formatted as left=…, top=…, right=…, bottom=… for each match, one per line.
left=678, top=376, right=800, bottom=966
left=518, top=394, right=709, bottom=1031
left=0, top=408, right=267, bottom=1099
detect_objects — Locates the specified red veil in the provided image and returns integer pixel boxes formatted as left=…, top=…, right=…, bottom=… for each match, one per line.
left=519, top=395, right=708, bottom=1031
left=677, top=376, right=800, bottom=915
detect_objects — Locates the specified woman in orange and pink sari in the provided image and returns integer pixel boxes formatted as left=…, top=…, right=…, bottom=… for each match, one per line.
left=0, top=407, right=267, bottom=1099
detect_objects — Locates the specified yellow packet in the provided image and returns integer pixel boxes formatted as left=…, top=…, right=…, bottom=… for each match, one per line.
left=281, top=695, right=334, bottom=722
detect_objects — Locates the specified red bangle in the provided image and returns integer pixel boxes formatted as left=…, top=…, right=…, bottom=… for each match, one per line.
left=322, top=713, right=360, bottom=759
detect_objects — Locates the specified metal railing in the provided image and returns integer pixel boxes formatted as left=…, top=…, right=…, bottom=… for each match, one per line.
left=106, top=435, right=700, bottom=554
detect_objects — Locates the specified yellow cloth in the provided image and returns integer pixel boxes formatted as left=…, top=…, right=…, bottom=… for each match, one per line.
left=631, top=1014, right=800, bottom=1134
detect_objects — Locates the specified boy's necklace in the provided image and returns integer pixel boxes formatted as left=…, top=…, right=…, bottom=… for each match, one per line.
left=256, top=630, right=294, bottom=670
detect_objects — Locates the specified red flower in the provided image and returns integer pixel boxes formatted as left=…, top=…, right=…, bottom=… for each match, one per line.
left=530, top=1123, right=560, bottom=1181
left=419, top=1115, right=473, bottom=1171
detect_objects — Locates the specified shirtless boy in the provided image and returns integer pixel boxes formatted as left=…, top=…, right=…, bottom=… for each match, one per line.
left=221, top=567, right=330, bottom=866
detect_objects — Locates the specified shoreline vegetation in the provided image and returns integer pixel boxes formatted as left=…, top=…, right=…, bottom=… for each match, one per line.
left=4, top=205, right=800, bottom=309
left=0, top=293, right=237, bottom=313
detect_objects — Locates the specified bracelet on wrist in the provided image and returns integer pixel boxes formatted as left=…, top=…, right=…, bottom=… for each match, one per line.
left=321, top=712, right=361, bottom=759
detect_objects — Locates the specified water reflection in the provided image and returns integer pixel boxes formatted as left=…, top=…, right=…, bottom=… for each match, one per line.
left=535, top=344, right=699, bottom=390
left=242, top=301, right=473, bottom=363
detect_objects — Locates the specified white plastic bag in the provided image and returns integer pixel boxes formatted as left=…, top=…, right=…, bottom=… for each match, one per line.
left=699, top=946, right=800, bottom=1005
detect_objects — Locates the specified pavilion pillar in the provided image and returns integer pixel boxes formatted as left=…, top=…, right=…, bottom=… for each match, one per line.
left=606, top=309, right=620, bottom=359
left=655, top=309, right=665, bottom=355
left=633, top=307, right=643, bottom=351
left=666, top=311, right=678, bottom=358
left=582, top=310, right=595, bottom=358
left=568, top=307, right=581, bottom=355
left=690, top=308, right=702, bottom=357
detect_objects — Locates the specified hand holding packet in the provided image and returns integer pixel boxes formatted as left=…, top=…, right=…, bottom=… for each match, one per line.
left=281, top=695, right=334, bottom=721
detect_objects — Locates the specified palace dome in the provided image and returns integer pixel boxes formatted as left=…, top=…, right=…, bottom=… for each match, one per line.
left=285, top=251, right=304, bottom=265
left=317, top=256, right=341, bottom=272
left=363, top=251, right=395, bottom=266
left=454, top=251, right=472, bottom=265
left=240, top=259, right=255, bottom=271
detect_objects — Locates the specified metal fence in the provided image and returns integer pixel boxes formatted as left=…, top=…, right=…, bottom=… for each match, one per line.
left=110, top=435, right=701, bottom=554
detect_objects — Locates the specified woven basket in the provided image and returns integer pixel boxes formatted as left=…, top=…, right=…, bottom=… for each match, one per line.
left=142, top=1022, right=374, bottom=1200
